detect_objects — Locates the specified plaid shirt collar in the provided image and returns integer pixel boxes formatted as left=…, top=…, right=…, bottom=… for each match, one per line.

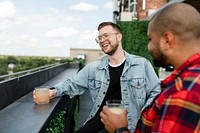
left=161, top=52, right=200, bottom=90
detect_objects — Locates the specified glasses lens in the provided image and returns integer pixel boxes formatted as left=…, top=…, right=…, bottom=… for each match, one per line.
left=95, top=33, right=118, bottom=43
left=95, top=37, right=99, bottom=43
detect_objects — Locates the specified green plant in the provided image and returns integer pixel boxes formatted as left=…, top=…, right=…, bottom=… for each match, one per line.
left=117, top=21, right=159, bottom=74
left=45, top=109, right=65, bottom=133
left=73, top=96, right=80, bottom=132
left=44, top=96, right=80, bottom=133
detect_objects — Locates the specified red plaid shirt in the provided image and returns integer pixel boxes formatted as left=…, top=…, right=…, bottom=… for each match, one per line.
left=135, top=52, right=200, bottom=133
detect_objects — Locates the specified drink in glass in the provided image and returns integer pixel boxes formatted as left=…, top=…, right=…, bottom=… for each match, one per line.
left=106, top=100, right=123, bottom=114
left=35, top=86, right=49, bottom=105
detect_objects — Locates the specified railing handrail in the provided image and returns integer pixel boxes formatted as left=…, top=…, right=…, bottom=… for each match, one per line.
left=0, top=63, right=59, bottom=80
left=0, top=63, right=80, bottom=133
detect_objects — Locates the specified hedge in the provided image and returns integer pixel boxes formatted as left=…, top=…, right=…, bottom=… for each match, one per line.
left=117, top=21, right=158, bottom=73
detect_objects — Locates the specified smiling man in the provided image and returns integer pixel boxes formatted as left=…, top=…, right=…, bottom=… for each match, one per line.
left=33, top=21, right=161, bottom=133
left=75, top=22, right=160, bottom=133
left=100, top=3, right=200, bottom=133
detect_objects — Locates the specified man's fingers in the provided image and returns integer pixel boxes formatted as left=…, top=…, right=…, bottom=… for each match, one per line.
left=100, top=118, right=104, bottom=124
left=33, top=90, right=36, bottom=102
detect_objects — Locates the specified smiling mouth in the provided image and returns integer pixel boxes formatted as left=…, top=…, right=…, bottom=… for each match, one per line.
left=102, top=43, right=109, bottom=48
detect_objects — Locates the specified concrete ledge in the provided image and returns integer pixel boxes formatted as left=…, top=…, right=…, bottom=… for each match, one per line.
left=0, top=67, right=79, bottom=133
left=0, top=63, right=79, bottom=110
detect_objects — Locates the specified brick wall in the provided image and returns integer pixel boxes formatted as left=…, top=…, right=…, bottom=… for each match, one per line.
left=137, top=0, right=168, bottom=20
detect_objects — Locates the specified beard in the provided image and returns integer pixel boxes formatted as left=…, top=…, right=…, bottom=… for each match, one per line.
left=102, top=42, right=119, bottom=56
left=149, top=45, right=170, bottom=68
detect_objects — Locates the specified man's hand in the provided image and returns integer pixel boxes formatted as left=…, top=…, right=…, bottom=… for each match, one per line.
left=33, top=89, right=57, bottom=103
left=100, top=106, right=128, bottom=133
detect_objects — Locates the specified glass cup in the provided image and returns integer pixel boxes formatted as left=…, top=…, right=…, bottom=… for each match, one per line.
left=106, top=100, right=124, bottom=114
left=35, top=86, right=49, bottom=105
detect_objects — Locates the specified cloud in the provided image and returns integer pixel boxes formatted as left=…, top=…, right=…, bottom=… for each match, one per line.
left=104, top=1, right=113, bottom=10
left=45, top=27, right=79, bottom=38
left=47, top=7, right=81, bottom=22
left=0, top=16, right=31, bottom=29
left=70, top=2, right=98, bottom=12
left=14, top=16, right=30, bottom=25
left=0, top=33, right=11, bottom=45
left=80, top=29, right=98, bottom=40
left=0, top=1, right=16, bottom=18
left=0, top=20, right=13, bottom=29
left=16, top=34, right=38, bottom=46
left=45, top=41, right=66, bottom=48
left=0, top=33, right=37, bottom=47
left=47, top=7, right=60, bottom=14
left=63, top=15, right=80, bottom=22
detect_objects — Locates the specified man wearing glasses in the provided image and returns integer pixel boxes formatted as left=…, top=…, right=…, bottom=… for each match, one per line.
left=36, top=22, right=161, bottom=133
left=100, top=3, right=200, bottom=133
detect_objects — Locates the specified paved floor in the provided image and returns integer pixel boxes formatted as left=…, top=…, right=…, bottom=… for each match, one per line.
left=77, top=90, right=93, bottom=129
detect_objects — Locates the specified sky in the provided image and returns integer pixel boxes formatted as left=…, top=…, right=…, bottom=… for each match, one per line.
left=0, top=0, right=113, bottom=57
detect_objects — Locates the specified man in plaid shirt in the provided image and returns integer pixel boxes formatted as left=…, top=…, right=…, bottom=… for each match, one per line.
left=100, top=3, right=200, bottom=133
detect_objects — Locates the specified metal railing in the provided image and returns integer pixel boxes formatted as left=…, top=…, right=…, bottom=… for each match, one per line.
left=0, top=62, right=79, bottom=110
left=0, top=63, right=60, bottom=82
left=0, top=62, right=80, bottom=133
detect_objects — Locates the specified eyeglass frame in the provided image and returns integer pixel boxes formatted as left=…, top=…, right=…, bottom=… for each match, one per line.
left=95, top=33, right=119, bottom=43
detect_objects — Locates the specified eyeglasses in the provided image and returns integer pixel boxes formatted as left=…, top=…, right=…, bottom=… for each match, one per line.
left=95, top=33, right=118, bottom=43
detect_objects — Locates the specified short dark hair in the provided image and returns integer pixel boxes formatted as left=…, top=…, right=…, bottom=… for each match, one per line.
left=97, top=22, right=122, bottom=33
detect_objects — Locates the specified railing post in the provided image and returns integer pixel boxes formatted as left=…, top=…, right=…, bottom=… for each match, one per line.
left=61, top=95, right=79, bottom=133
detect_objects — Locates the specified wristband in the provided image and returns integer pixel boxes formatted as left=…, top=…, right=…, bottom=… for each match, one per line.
left=49, top=87, right=57, bottom=97
left=49, top=87, right=55, bottom=90
left=115, top=127, right=129, bottom=133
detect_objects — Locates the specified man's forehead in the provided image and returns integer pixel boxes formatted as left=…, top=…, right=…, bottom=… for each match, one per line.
left=99, top=25, right=113, bottom=31
left=98, top=32, right=107, bottom=36
left=147, top=24, right=154, bottom=37
left=99, top=26, right=114, bottom=34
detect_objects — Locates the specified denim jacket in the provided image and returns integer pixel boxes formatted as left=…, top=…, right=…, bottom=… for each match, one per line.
left=54, top=51, right=161, bottom=132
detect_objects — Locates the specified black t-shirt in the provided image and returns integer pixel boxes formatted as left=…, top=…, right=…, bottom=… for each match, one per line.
left=95, top=60, right=125, bottom=117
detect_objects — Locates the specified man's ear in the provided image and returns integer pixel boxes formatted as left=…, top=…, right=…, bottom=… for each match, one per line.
left=117, top=33, right=122, bottom=41
left=162, top=32, right=174, bottom=49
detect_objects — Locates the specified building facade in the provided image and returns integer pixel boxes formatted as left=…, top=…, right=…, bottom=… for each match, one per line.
left=113, top=0, right=168, bottom=21
left=70, top=48, right=105, bottom=64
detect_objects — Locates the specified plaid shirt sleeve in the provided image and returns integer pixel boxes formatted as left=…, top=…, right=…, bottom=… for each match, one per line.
left=152, top=87, right=200, bottom=133
left=135, top=79, right=200, bottom=133
left=135, top=64, right=200, bottom=133
left=135, top=53, right=200, bottom=133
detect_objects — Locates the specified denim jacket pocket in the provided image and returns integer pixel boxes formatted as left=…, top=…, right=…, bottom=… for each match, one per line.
left=88, top=79, right=102, bottom=101
left=130, top=78, right=146, bottom=103
left=88, top=79, right=102, bottom=90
